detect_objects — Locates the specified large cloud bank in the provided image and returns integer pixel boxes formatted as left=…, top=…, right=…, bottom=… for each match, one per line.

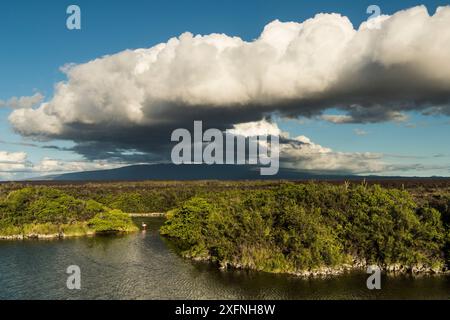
left=9, top=5, right=450, bottom=161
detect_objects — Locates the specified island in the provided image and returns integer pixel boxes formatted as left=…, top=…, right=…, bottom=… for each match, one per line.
left=160, top=182, right=450, bottom=276
left=0, top=187, right=138, bottom=240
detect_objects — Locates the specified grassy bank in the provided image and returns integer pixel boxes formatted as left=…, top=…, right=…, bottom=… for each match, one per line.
left=161, top=182, right=450, bottom=276
left=0, top=187, right=138, bottom=239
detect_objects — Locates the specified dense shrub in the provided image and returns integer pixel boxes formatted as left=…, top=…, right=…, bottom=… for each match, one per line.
left=162, top=183, right=448, bottom=273
left=0, top=187, right=136, bottom=236
left=0, top=181, right=448, bottom=271
left=88, top=209, right=138, bottom=233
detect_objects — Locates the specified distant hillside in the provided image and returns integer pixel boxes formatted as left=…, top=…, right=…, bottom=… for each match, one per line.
left=44, top=164, right=347, bottom=181
left=31, top=164, right=449, bottom=182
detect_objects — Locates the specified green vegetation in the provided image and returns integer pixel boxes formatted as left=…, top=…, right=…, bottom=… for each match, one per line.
left=0, top=180, right=449, bottom=276
left=88, top=209, right=138, bottom=233
left=0, top=187, right=137, bottom=238
left=161, top=183, right=449, bottom=274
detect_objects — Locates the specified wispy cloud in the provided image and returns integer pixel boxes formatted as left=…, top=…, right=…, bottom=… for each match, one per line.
left=0, top=139, right=69, bottom=151
left=0, top=92, right=44, bottom=109
left=353, top=128, right=368, bottom=136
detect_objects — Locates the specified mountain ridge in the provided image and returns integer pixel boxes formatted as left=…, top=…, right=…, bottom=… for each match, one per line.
left=29, top=164, right=449, bottom=181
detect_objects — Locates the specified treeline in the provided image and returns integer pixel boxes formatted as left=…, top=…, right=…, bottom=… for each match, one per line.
left=0, top=181, right=240, bottom=213
left=0, top=180, right=449, bottom=216
left=0, top=187, right=137, bottom=237
left=161, top=183, right=450, bottom=274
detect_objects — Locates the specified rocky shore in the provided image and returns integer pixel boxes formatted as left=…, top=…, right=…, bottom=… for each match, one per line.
left=192, top=256, right=450, bottom=277
left=128, top=212, right=166, bottom=217
left=0, top=231, right=95, bottom=241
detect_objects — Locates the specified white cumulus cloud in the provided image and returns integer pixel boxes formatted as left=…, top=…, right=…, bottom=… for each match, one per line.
left=228, top=120, right=385, bottom=174
left=7, top=5, right=450, bottom=162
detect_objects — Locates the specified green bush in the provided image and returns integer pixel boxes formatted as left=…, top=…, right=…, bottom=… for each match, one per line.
left=61, top=222, right=93, bottom=237
left=161, top=183, right=448, bottom=273
left=161, top=197, right=214, bottom=257
left=88, top=209, right=138, bottom=233
left=0, top=187, right=137, bottom=237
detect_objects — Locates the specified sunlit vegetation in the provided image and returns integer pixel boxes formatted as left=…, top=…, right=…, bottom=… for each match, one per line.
left=0, top=187, right=137, bottom=238
left=88, top=209, right=138, bottom=233
left=161, top=182, right=449, bottom=274
left=0, top=180, right=448, bottom=274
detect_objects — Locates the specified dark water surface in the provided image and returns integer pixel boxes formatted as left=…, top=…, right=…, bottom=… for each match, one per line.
left=0, top=218, right=449, bottom=300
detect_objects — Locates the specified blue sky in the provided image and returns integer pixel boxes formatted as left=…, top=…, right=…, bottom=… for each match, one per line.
left=0, top=0, right=449, bottom=178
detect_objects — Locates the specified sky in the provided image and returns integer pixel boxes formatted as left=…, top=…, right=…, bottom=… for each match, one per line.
left=0, top=0, right=450, bottom=179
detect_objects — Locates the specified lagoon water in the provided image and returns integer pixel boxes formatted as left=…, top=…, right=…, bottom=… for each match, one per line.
left=0, top=218, right=449, bottom=300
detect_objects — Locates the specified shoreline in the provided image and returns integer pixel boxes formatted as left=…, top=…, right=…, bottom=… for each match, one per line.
left=189, top=255, right=450, bottom=277
left=0, top=229, right=138, bottom=241
left=0, top=213, right=153, bottom=241
left=0, top=232, right=94, bottom=241
left=221, top=261, right=450, bottom=277
left=3, top=229, right=449, bottom=277
left=225, top=264, right=450, bottom=278
left=128, top=212, right=166, bottom=217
